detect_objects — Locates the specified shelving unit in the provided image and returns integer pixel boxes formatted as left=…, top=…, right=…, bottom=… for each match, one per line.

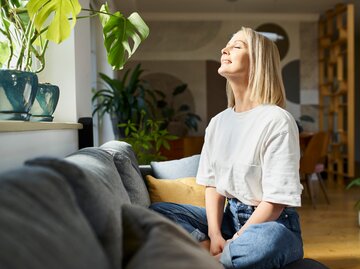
left=318, top=3, right=355, bottom=180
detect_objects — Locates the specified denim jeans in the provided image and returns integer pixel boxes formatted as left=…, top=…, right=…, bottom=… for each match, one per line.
left=150, top=199, right=303, bottom=269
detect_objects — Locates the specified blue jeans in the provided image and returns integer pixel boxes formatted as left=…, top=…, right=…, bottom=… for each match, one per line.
left=150, top=199, right=303, bottom=269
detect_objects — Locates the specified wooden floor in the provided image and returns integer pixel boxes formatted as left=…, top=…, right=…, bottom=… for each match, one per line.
left=298, top=177, right=360, bottom=269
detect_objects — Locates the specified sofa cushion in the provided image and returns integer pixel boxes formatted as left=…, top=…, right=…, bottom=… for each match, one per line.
left=0, top=166, right=110, bottom=269
left=146, top=175, right=205, bottom=207
left=121, top=204, right=223, bottom=269
left=26, top=148, right=131, bottom=269
left=101, top=141, right=151, bottom=207
left=150, top=154, right=200, bottom=179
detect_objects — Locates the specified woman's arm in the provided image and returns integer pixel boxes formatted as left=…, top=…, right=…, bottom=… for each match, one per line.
left=205, top=186, right=226, bottom=255
left=232, top=201, right=284, bottom=239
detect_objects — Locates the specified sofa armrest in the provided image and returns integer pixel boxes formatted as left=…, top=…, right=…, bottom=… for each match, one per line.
left=139, top=165, right=152, bottom=179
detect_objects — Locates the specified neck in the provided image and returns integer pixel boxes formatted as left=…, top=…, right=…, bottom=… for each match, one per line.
left=228, top=80, right=258, bottom=113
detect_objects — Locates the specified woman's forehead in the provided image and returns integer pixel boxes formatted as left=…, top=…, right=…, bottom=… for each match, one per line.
left=228, top=31, right=246, bottom=44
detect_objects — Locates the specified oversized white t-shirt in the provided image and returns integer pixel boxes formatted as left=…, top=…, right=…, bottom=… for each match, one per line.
left=196, top=104, right=302, bottom=207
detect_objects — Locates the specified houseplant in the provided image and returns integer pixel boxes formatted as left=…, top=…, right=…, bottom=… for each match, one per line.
left=346, top=178, right=360, bottom=226
left=119, top=110, right=177, bottom=165
left=92, top=64, right=153, bottom=138
left=0, top=0, right=149, bottom=120
left=155, top=83, right=202, bottom=136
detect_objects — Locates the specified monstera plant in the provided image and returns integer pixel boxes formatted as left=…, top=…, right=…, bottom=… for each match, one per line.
left=0, top=0, right=148, bottom=121
left=0, top=0, right=149, bottom=72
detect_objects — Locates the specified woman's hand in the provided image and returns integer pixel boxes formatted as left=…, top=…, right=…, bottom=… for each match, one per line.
left=209, top=234, right=226, bottom=256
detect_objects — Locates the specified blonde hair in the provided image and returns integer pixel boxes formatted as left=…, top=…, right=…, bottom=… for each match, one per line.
left=227, top=26, right=286, bottom=108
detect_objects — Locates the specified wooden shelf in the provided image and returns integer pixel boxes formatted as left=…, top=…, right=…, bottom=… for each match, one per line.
left=0, top=121, right=83, bottom=132
left=318, top=3, right=355, bottom=179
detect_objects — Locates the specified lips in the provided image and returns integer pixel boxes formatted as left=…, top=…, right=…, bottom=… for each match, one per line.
left=221, top=59, right=232, bottom=64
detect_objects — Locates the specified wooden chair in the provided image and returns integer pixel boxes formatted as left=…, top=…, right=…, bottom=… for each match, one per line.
left=300, top=131, right=330, bottom=208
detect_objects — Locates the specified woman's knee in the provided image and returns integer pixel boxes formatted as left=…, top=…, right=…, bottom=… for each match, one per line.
left=222, top=222, right=303, bottom=269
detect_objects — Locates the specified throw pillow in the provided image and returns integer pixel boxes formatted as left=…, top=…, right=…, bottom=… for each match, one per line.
left=146, top=175, right=205, bottom=207
left=122, top=204, right=223, bottom=269
left=150, top=154, right=200, bottom=179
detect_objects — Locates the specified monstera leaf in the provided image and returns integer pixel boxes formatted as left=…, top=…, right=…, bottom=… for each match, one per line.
left=99, top=3, right=149, bottom=70
left=27, top=0, right=81, bottom=44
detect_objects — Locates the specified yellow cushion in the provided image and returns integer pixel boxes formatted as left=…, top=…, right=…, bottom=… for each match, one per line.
left=145, top=175, right=205, bottom=207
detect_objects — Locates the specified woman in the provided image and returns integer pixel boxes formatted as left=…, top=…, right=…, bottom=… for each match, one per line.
left=150, top=26, right=303, bottom=269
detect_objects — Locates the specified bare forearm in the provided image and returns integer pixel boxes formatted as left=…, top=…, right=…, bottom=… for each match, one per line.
left=236, top=201, right=284, bottom=237
left=205, top=187, right=225, bottom=238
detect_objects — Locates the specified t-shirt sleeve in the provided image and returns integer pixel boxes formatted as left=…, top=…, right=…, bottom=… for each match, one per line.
left=196, top=124, right=215, bottom=187
left=261, top=119, right=302, bottom=207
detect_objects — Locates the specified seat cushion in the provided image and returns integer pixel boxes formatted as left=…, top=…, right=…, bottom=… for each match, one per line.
left=150, top=154, right=200, bottom=179
left=0, top=166, right=110, bottom=269
left=26, top=148, right=131, bottom=269
left=101, top=140, right=150, bottom=207
left=122, top=204, right=223, bottom=269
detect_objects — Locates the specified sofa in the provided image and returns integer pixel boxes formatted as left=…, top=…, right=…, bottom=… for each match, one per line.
left=0, top=140, right=328, bottom=269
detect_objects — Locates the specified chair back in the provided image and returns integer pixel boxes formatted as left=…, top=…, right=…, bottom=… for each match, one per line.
left=300, top=131, right=329, bottom=174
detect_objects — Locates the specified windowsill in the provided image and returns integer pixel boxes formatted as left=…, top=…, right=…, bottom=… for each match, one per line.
left=0, top=121, right=83, bottom=132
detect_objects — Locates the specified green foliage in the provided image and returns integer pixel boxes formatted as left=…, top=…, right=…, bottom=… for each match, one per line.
left=155, top=83, right=202, bottom=132
left=119, top=111, right=178, bottom=165
left=92, top=64, right=150, bottom=135
left=0, top=0, right=149, bottom=72
left=346, top=178, right=360, bottom=210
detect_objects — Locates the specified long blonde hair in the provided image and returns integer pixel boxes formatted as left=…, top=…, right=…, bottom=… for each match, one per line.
left=227, top=26, right=286, bottom=108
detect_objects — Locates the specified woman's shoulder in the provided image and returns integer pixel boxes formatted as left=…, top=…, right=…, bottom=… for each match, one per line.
left=260, top=105, right=295, bottom=122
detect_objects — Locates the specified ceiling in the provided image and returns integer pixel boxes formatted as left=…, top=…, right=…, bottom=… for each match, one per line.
left=115, top=0, right=351, bottom=16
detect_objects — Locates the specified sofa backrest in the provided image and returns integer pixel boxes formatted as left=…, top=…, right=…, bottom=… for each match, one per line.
left=0, top=166, right=110, bottom=269
left=100, top=141, right=151, bottom=207
left=26, top=147, right=131, bottom=269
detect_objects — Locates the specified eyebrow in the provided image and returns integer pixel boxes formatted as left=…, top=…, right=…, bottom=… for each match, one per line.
left=227, top=40, right=247, bottom=47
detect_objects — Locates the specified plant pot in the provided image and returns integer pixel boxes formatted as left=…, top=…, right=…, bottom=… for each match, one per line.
left=29, top=83, right=60, bottom=122
left=0, top=69, right=38, bottom=121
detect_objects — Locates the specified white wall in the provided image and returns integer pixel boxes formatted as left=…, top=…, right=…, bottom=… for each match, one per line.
left=0, top=0, right=94, bottom=173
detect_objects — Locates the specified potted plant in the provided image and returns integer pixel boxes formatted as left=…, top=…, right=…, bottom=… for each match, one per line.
left=155, top=83, right=202, bottom=137
left=92, top=63, right=154, bottom=138
left=346, top=178, right=360, bottom=226
left=0, top=0, right=149, bottom=120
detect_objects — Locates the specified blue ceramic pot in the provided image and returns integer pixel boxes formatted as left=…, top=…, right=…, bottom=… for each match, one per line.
left=29, top=83, right=60, bottom=122
left=0, top=69, right=38, bottom=121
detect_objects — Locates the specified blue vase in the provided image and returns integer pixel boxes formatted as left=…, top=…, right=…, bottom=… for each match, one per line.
left=29, top=83, right=60, bottom=122
left=0, top=69, right=38, bottom=121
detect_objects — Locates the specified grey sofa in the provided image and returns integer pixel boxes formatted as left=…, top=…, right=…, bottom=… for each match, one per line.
left=0, top=140, right=328, bottom=269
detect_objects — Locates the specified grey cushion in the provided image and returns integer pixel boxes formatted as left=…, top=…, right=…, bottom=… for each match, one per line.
left=282, top=258, right=329, bottom=269
left=26, top=148, right=131, bottom=269
left=101, top=141, right=151, bottom=207
left=122, top=204, right=223, bottom=269
left=150, top=154, right=201, bottom=179
left=0, top=166, right=110, bottom=269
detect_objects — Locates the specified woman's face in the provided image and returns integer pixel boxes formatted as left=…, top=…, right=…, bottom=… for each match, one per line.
left=218, top=31, right=250, bottom=81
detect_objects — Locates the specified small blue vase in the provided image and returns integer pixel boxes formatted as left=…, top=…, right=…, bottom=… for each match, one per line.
left=0, top=69, right=38, bottom=121
left=29, top=83, right=60, bottom=122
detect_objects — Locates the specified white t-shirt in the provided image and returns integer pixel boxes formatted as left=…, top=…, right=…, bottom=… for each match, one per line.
left=196, top=104, right=302, bottom=207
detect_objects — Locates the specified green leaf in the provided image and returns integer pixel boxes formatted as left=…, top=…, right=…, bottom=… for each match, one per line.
left=346, top=178, right=360, bottom=189
left=173, top=83, right=187, bottom=96
left=0, top=41, right=10, bottom=66
left=99, top=5, right=149, bottom=70
left=27, top=0, right=81, bottom=44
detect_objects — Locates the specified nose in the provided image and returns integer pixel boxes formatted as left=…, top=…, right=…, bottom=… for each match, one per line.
left=221, top=47, right=229, bottom=55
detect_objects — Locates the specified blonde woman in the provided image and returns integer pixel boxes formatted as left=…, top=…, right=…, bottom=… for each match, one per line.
left=150, top=27, right=303, bottom=269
